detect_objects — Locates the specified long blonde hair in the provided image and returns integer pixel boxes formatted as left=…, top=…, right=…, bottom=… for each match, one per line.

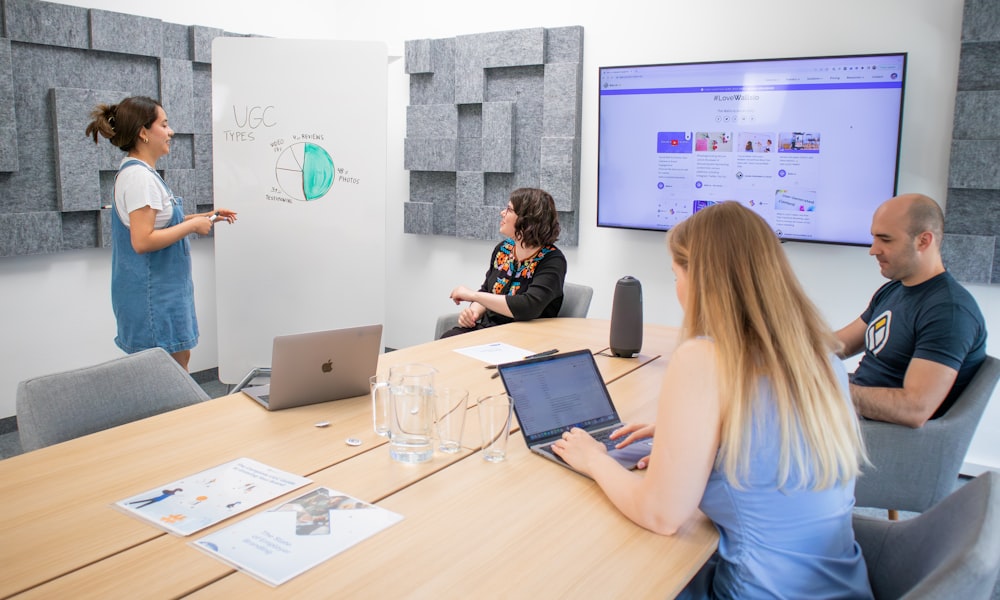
left=668, top=202, right=865, bottom=489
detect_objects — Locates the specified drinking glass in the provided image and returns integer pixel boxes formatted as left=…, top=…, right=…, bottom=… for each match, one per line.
left=369, top=374, right=390, bottom=437
left=433, top=387, right=468, bottom=453
left=477, top=394, right=512, bottom=463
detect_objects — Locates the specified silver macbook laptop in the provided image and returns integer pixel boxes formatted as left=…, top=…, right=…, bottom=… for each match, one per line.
left=242, top=324, right=382, bottom=411
left=497, top=349, right=653, bottom=475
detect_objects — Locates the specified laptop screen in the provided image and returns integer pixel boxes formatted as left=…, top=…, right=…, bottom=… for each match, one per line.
left=498, top=350, right=622, bottom=446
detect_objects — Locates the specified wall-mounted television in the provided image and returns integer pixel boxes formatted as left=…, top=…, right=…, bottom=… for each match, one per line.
left=597, top=53, right=907, bottom=246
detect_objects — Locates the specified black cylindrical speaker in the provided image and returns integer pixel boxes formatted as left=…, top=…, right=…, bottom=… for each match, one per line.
left=610, top=276, right=643, bottom=358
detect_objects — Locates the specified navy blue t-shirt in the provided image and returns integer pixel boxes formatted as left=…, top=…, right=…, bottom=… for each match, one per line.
left=853, top=271, right=987, bottom=418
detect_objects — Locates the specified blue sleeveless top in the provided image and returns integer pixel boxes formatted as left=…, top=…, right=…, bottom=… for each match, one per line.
left=680, top=359, right=872, bottom=599
left=110, top=159, right=198, bottom=354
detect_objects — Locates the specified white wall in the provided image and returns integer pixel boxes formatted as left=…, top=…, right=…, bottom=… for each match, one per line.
left=5, top=0, right=998, bottom=469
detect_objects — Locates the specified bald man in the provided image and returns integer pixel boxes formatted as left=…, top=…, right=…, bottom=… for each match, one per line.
left=836, top=194, right=987, bottom=428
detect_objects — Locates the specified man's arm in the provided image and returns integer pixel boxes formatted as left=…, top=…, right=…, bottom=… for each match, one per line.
left=850, top=357, right=958, bottom=428
left=835, top=318, right=867, bottom=358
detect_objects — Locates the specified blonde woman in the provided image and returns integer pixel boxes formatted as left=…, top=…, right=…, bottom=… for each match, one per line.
left=553, top=202, right=872, bottom=598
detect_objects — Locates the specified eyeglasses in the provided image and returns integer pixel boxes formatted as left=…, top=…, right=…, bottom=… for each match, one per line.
left=501, top=205, right=515, bottom=215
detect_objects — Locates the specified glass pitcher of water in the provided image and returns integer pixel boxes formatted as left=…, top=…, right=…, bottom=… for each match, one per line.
left=388, top=363, right=437, bottom=463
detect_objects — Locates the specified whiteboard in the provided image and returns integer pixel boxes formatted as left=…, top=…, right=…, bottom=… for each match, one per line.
left=212, top=38, right=387, bottom=383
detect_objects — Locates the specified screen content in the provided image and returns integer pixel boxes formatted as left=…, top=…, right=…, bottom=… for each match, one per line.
left=597, top=53, right=906, bottom=246
left=501, top=353, right=618, bottom=442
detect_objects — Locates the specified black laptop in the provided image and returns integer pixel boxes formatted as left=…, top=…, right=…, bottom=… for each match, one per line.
left=496, top=349, right=653, bottom=475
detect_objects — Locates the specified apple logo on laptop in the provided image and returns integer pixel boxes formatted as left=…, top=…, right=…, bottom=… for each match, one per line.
left=321, top=359, right=333, bottom=373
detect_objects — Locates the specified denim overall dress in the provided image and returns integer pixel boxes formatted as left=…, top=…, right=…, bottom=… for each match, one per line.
left=111, top=159, right=198, bottom=354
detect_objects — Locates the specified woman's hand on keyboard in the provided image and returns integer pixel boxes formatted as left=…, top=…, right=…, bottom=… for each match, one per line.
left=610, top=423, right=655, bottom=448
left=610, top=424, right=655, bottom=469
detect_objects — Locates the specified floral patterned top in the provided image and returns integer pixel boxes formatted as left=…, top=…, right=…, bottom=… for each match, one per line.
left=476, top=238, right=567, bottom=328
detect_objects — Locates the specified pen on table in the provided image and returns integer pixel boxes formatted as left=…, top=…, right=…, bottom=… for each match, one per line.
left=524, top=348, right=559, bottom=359
left=484, top=348, right=559, bottom=369
left=489, top=349, right=559, bottom=378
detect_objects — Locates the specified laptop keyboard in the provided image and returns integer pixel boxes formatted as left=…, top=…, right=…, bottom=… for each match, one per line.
left=540, top=428, right=617, bottom=456
left=592, top=428, right=617, bottom=448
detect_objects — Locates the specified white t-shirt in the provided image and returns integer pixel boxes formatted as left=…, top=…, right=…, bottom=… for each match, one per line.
left=114, top=158, right=175, bottom=229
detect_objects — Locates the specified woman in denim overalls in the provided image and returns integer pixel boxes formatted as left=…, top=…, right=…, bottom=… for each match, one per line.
left=86, top=96, right=236, bottom=371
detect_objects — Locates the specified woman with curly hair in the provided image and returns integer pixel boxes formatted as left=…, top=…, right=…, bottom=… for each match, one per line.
left=444, top=187, right=566, bottom=337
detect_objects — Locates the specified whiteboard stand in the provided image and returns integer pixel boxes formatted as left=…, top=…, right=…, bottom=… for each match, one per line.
left=229, top=367, right=272, bottom=394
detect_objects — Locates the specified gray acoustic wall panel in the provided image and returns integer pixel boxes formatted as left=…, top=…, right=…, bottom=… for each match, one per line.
left=407, top=103, right=458, bottom=138
left=463, top=28, right=545, bottom=69
left=89, top=9, right=163, bottom=58
left=457, top=170, right=485, bottom=206
left=944, top=0, right=1000, bottom=284
left=952, top=91, right=1000, bottom=139
left=2, top=0, right=90, bottom=49
left=52, top=87, right=124, bottom=212
left=962, top=0, right=1000, bottom=40
left=542, top=62, right=582, bottom=138
left=404, top=103, right=459, bottom=172
left=405, top=38, right=432, bottom=74
left=165, top=168, right=200, bottom=220
left=942, top=233, right=995, bottom=285
left=192, top=26, right=225, bottom=64
left=190, top=64, right=213, bottom=134
left=454, top=28, right=544, bottom=105
left=0, top=38, right=16, bottom=171
left=457, top=204, right=502, bottom=241
left=955, top=41, right=1000, bottom=91
left=162, top=22, right=190, bottom=61
left=0, top=0, right=249, bottom=256
left=403, top=138, right=457, bottom=172
left=481, top=101, right=514, bottom=173
left=948, top=140, right=1000, bottom=190
left=403, top=200, right=433, bottom=235
left=160, top=58, right=195, bottom=134
left=456, top=104, right=482, bottom=172
left=406, top=37, right=455, bottom=105
left=546, top=26, right=585, bottom=64
left=192, top=134, right=214, bottom=198
left=0, top=211, right=60, bottom=255
left=540, top=136, right=577, bottom=212
left=404, top=26, right=583, bottom=246
left=61, top=208, right=99, bottom=249
left=160, top=134, right=193, bottom=170
left=489, top=65, right=544, bottom=184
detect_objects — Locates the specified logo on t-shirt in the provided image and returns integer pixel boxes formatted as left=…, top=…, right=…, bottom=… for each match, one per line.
left=865, top=310, right=892, bottom=356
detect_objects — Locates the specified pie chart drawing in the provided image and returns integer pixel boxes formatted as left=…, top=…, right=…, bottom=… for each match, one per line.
left=275, top=142, right=335, bottom=201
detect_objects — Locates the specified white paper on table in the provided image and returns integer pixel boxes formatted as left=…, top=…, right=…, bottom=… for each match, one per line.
left=192, top=487, right=403, bottom=586
left=113, top=457, right=311, bottom=536
left=453, top=342, right=534, bottom=365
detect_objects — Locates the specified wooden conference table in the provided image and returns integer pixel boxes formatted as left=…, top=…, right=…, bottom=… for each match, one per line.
left=0, top=318, right=718, bottom=599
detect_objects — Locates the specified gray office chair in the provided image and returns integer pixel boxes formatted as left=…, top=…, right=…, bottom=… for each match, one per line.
left=16, top=347, right=211, bottom=452
left=853, top=471, right=1000, bottom=599
left=433, top=281, right=594, bottom=340
left=555, top=281, right=595, bottom=319
left=854, top=355, right=999, bottom=515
